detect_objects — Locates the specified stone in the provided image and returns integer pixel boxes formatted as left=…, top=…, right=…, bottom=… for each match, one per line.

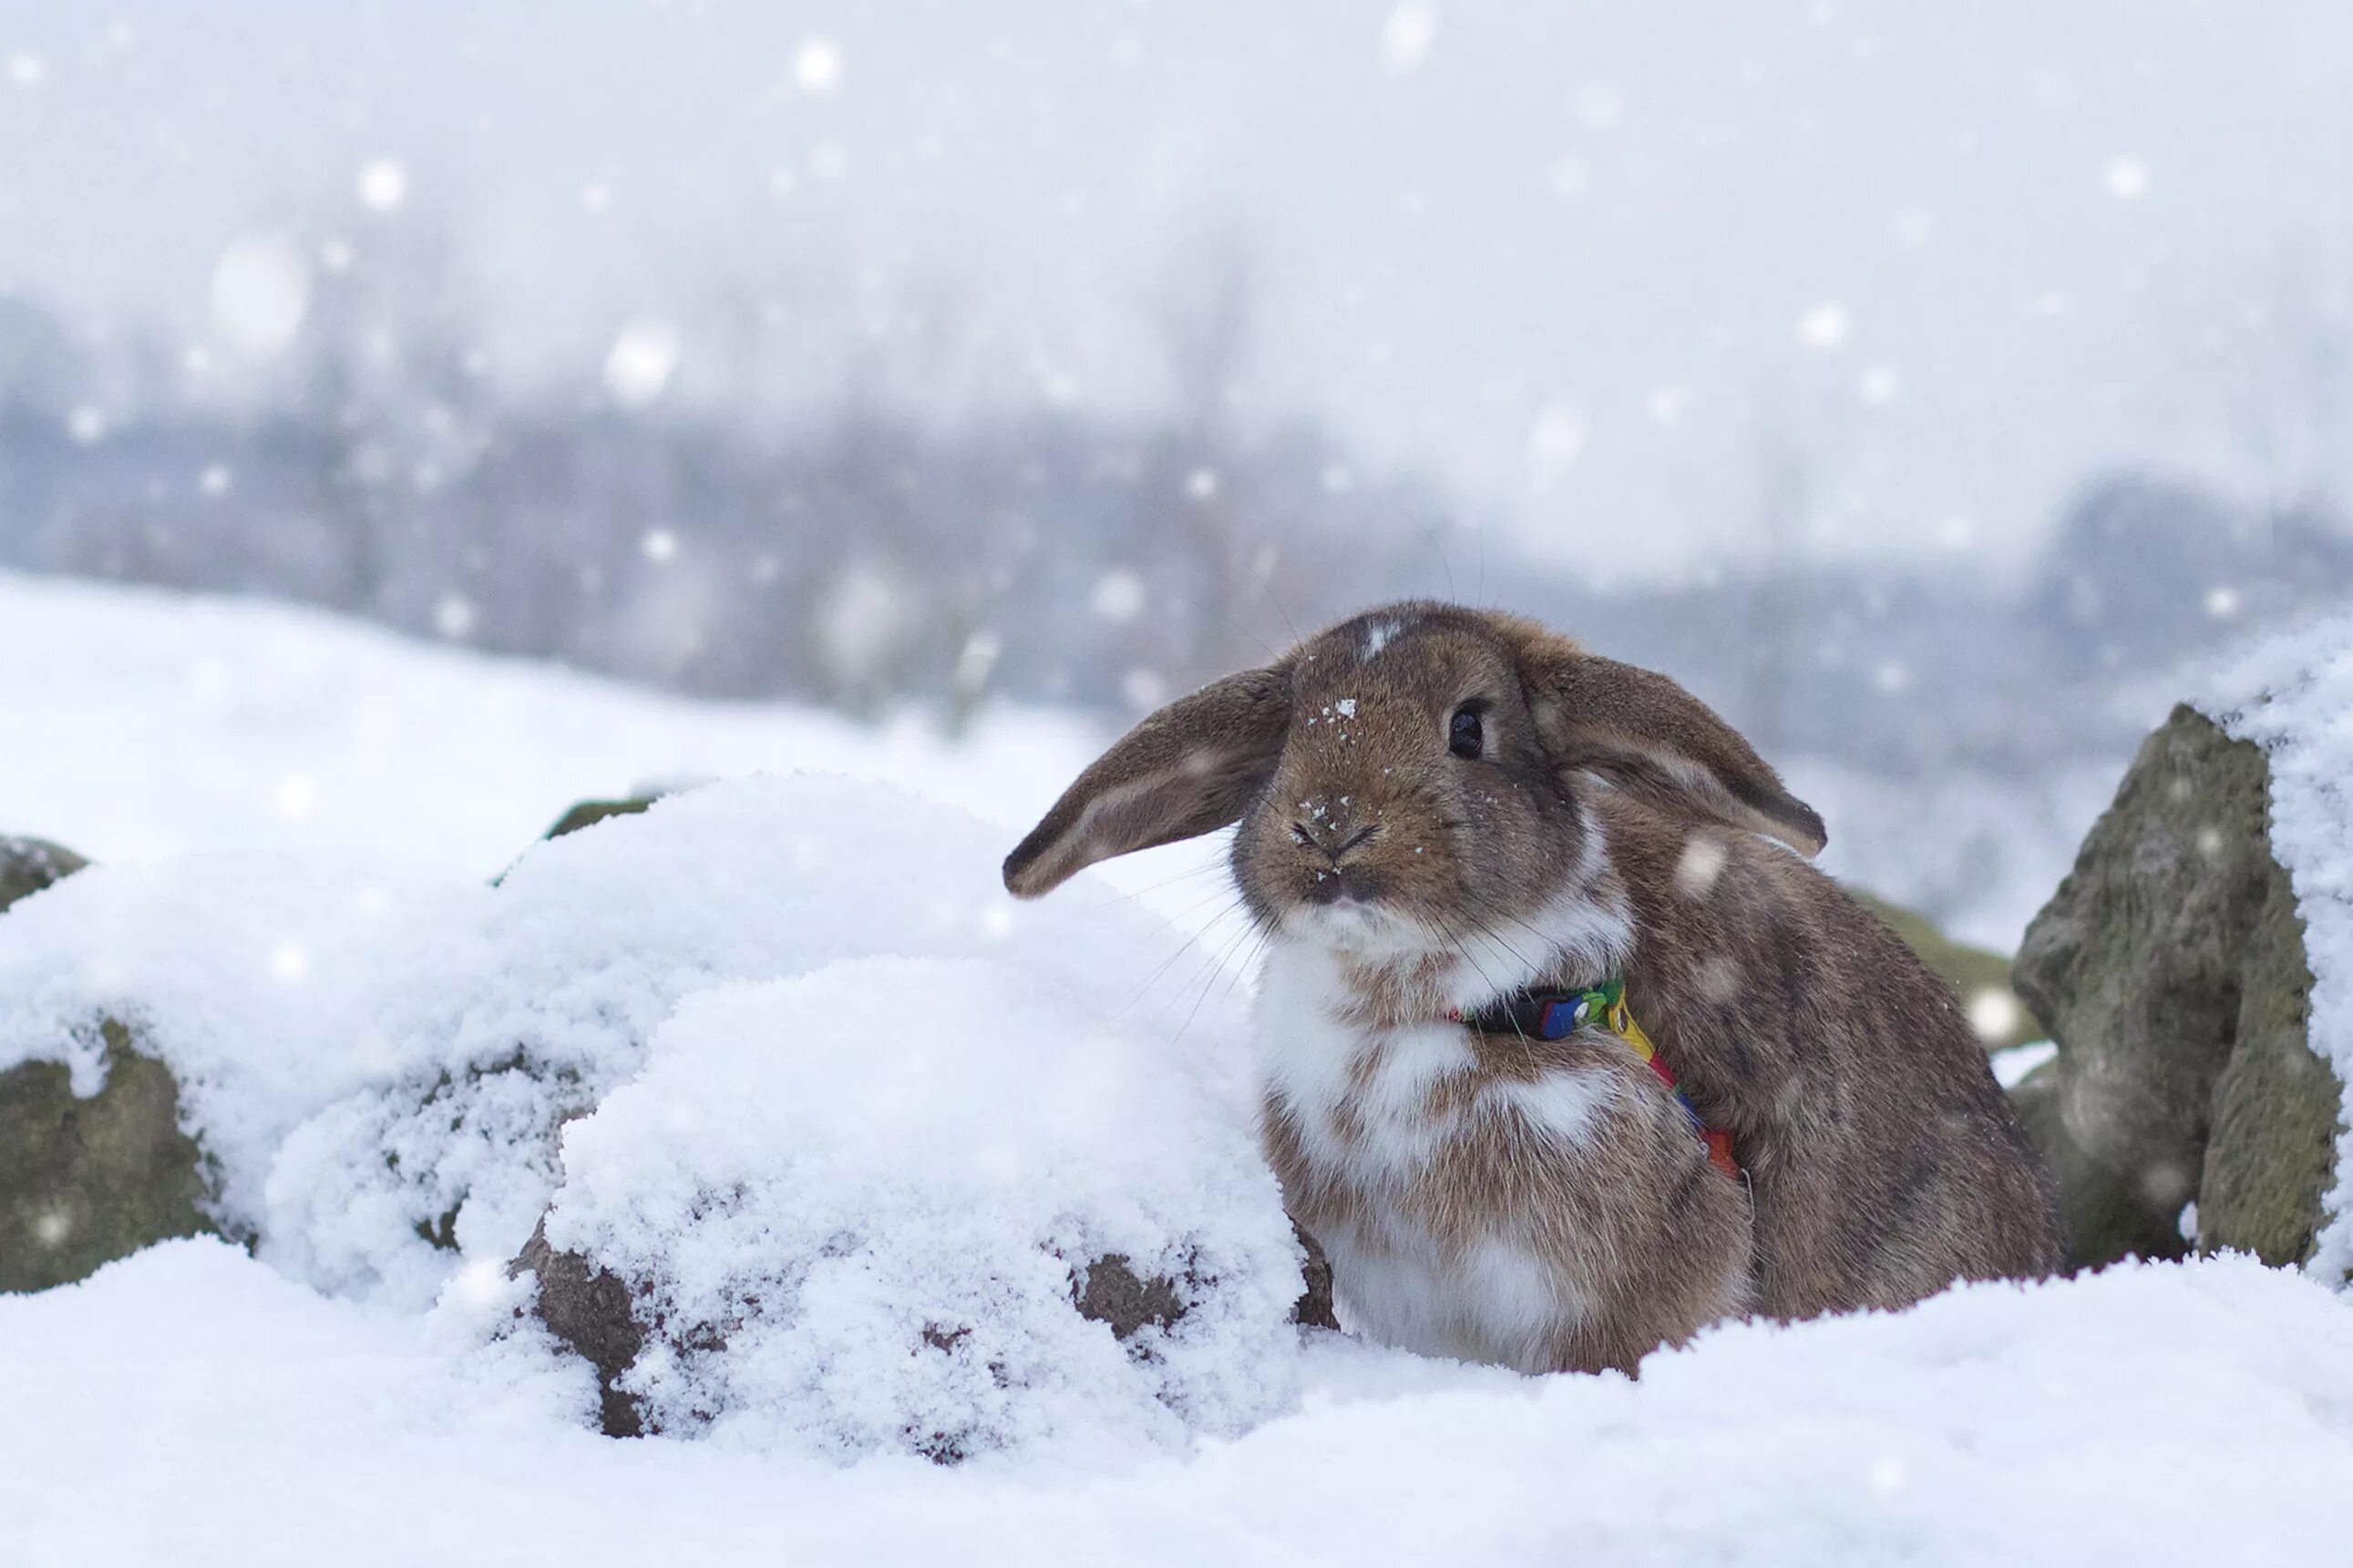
left=0, top=835, right=88, bottom=915
left=2197, top=857, right=2337, bottom=1266
left=509, top=1218, right=648, bottom=1438
left=1291, top=1219, right=1339, bottom=1331
left=0, top=1020, right=216, bottom=1292
left=540, top=796, right=659, bottom=843
left=2011, top=703, right=2343, bottom=1270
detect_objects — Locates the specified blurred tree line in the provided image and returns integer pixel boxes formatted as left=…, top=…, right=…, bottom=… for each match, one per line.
left=2, top=213, right=2350, bottom=778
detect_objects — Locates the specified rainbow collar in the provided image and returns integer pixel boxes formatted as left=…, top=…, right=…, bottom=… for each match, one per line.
left=1455, top=977, right=1742, bottom=1180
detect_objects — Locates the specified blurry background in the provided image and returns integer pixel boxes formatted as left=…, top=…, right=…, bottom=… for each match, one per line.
left=3, top=0, right=2350, bottom=947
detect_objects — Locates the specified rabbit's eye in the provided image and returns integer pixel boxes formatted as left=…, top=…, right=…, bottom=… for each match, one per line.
left=1448, top=705, right=1485, bottom=759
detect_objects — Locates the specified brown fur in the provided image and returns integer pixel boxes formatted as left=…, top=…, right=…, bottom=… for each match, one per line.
left=1005, top=600, right=2064, bottom=1367
left=1261, top=1031, right=1755, bottom=1374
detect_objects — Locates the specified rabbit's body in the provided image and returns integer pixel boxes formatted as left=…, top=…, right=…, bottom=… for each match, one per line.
left=1597, top=791, right=2065, bottom=1315
left=1005, top=601, right=2064, bottom=1374
left=1254, top=867, right=1755, bottom=1372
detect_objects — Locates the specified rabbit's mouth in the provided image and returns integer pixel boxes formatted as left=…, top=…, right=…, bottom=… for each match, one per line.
left=1284, top=891, right=1430, bottom=956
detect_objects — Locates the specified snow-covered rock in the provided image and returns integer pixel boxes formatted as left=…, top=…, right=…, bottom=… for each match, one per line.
left=2015, top=602, right=2353, bottom=1286
left=0, top=776, right=1265, bottom=1309
left=2204, top=616, right=2353, bottom=1285
left=0, top=835, right=87, bottom=914
left=503, top=962, right=1310, bottom=1463
left=0, top=1018, right=214, bottom=1292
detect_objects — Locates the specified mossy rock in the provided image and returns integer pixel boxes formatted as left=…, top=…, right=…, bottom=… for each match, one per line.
left=1847, top=890, right=2043, bottom=1051
left=0, top=836, right=88, bottom=915
left=2012, top=703, right=2344, bottom=1272
left=0, top=1020, right=217, bottom=1292
left=2197, top=842, right=2337, bottom=1266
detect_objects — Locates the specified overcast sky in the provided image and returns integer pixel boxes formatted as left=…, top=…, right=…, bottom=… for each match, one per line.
left=4, top=1, right=2348, bottom=575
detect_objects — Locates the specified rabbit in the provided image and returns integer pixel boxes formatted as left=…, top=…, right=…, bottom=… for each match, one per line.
left=1003, top=601, right=2064, bottom=1374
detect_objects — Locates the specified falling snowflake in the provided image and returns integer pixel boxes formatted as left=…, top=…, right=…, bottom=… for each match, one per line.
left=1526, top=403, right=1589, bottom=493
left=356, top=159, right=409, bottom=212
left=793, top=37, right=844, bottom=93
left=274, top=775, right=320, bottom=818
left=1795, top=302, right=1852, bottom=352
left=1380, top=4, right=1436, bottom=74
left=1091, top=569, right=1146, bottom=622
left=605, top=318, right=682, bottom=407
left=1967, top=988, right=2022, bottom=1043
left=209, top=234, right=311, bottom=358
left=433, top=593, right=478, bottom=640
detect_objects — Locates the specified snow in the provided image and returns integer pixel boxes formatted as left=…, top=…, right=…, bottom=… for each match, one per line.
left=0, top=570, right=1107, bottom=877
left=1991, top=1040, right=2059, bottom=1089
left=4, top=1240, right=2349, bottom=1565
left=2204, top=610, right=2353, bottom=1286
left=528, top=962, right=1301, bottom=1462
left=603, top=316, right=682, bottom=406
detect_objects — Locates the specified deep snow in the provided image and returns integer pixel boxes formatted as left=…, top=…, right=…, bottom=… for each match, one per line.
left=3, top=1240, right=2349, bottom=1566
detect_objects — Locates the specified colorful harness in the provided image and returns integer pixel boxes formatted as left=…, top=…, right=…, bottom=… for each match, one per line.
left=1454, top=977, right=1742, bottom=1180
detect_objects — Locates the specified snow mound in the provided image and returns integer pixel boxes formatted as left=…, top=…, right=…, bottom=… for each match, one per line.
left=2204, top=613, right=2353, bottom=1284
left=529, top=960, right=1303, bottom=1463
left=0, top=775, right=1258, bottom=1307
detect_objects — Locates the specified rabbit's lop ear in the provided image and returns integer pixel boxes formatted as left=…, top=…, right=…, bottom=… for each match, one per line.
left=1516, top=632, right=1827, bottom=857
left=1003, top=663, right=1293, bottom=898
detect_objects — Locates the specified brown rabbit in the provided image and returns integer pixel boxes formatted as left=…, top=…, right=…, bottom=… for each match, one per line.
left=1004, top=602, right=2064, bottom=1373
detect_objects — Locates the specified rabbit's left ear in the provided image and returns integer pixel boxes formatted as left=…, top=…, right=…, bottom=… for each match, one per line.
left=1003, top=662, right=1293, bottom=898
left=1510, top=627, right=1826, bottom=857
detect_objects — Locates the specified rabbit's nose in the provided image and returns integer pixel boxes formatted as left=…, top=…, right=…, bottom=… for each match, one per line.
left=1290, top=821, right=1379, bottom=864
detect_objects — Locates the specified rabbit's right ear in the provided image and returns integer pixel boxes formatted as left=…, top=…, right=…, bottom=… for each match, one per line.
left=1002, top=663, right=1293, bottom=898
left=1508, top=625, right=1827, bottom=858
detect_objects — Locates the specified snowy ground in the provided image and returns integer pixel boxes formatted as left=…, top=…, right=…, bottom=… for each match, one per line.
left=5, top=1241, right=2348, bottom=1566
left=0, top=570, right=2096, bottom=951
left=6, top=572, right=2349, bottom=1565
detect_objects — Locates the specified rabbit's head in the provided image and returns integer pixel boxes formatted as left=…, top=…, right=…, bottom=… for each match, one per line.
left=1004, top=601, right=1824, bottom=968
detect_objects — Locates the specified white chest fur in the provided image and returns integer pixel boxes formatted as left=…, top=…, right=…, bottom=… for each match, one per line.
left=1253, top=889, right=1634, bottom=1371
